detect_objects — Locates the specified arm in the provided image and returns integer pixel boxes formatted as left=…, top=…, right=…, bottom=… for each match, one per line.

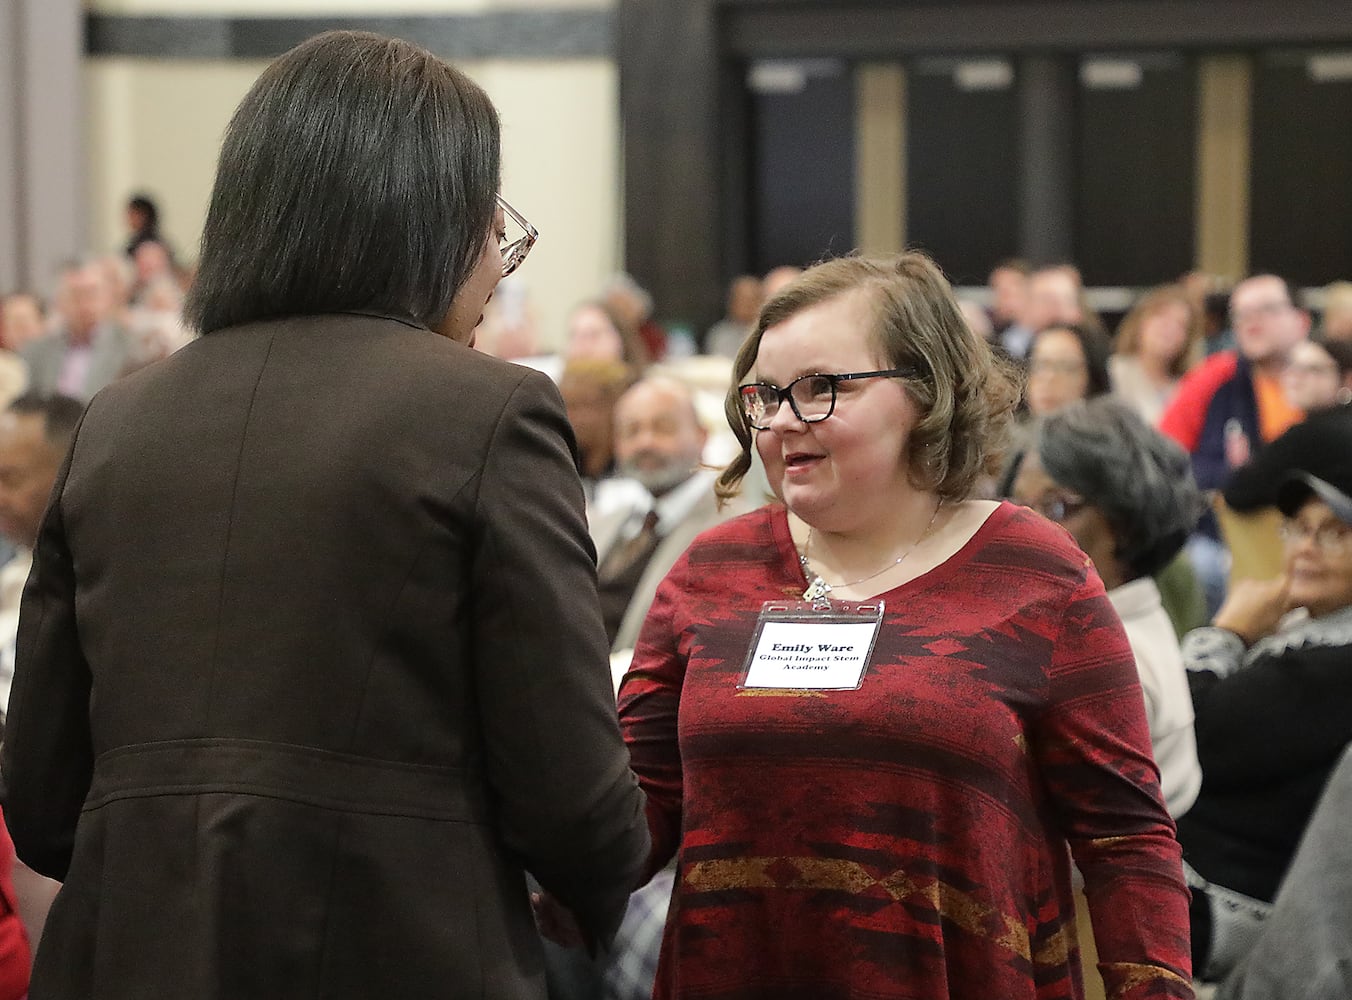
left=616, top=558, right=690, bottom=880
left=468, top=370, right=649, bottom=944
left=2, top=445, right=93, bottom=881
left=1035, top=575, right=1194, bottom=998
left=1186, top=638, right=1352, bottom=787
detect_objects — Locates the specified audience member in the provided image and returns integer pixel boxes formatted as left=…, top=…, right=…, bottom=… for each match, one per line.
left=1111, top=284, right=1204, bottom=426
left=0, top=394, right=79, bottom=962
left=0, top=820, right=29, bottom=1000
left=1010, top=398, right=1202, bottom=816
left=1319, top=280, right=1352, bottom=343
left=760, top=264, right=801, bottom=300
left=592, top=376, right=742, bottom=656
left=1025, top=321, right=1112, bottom=419
left=558, top=358, right=636, bottom=508
left=565, top=301, right=648, bottom=368
left=21, top=259, right=134, bottom=401
left=1027, top=263, right=1089, bottom=332
left=1278, top=338, right=1351, bottom=412
left=0, top=394, right=84, bottom=716
left=604, top=273, right=666, bottom=361
left=613, top=252, right=1192, bottom=998
left=1161, top=274, right=1309, bottom=492
left=956, top=298, right=995, bottom=343
left=988, top=257, right=1034, bottom=358
left=123, top=192, right=165, bottom=259
left=704, top=275, right=763, bottom=359
left=1223, top=340, right=1352, bottom=513
left=0, top=294, right=46, bottom=354
left=1160, top=274, right=1310, bottom=612
left=130, top=240, right=178, bottom=306
left=1178, top=465, right=1352, bottom=982
left=3, top=31, right=648, bottom=997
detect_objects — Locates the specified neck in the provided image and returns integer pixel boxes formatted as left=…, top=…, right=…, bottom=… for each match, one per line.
left=1138, top=353, right=1172, bottom=382
left=798, top=492, right=943, bottom=581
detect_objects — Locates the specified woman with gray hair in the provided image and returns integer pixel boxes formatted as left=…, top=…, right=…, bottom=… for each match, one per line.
left=1011, top=396, right=1203, bottom=817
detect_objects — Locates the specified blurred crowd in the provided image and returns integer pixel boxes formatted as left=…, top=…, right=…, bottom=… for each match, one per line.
left=2, top=186, right=1352, bottom=1000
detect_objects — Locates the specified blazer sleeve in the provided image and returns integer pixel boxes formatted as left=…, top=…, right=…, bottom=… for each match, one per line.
left=1, top=441, right=93, bottom=881
left=467, top=369, right=649, bottom=943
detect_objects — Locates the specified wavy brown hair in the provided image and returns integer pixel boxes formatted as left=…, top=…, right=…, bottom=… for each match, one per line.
left=1113, top=284, right=1203, bottom=378
left=715, top=252, right=1023, bottom=504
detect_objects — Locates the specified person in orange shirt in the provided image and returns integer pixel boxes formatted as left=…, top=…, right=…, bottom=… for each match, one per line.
left=1159, top=274, right=1310, bottom=612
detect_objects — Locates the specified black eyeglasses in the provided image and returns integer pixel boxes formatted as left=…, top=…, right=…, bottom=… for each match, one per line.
left=496, top=195, right=538, bottom=278
left=738, top=368, right=917, bottom=430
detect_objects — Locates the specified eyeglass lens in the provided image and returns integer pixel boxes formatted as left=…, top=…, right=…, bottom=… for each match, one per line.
left=742, top=376, right=836, bottom=428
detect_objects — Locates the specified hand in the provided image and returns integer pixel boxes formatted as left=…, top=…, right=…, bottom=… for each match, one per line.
left=531, top=889, right=587, bottom=949
left=1224, top=425, right=1252, bottom=469
left=1213, top=575, right=1293, bottom=646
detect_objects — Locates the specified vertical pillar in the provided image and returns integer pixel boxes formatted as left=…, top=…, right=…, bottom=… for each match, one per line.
left=1016, top=54, right=1076, bottom=265
left=0, top=0, right=84, bottom=296
left=1195, top=54, right=1252, bottom=282
left=854, top=62, right=906, bottom=255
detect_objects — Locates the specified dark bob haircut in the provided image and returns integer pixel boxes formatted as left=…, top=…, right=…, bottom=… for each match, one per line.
left=185, top=31, right=500, bottom=335
left=1031, top=321, right=1113, bottom=399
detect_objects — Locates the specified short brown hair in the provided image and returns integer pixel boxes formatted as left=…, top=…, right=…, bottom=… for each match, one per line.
left=716, top=252, right=1022, bottom=503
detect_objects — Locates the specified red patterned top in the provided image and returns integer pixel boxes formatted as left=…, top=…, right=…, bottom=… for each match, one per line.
left=617, top=502, right=1193, bottom=1000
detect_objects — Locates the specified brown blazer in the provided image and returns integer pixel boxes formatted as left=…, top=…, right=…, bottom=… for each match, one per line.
left=2, top=313, right=649, bottom=999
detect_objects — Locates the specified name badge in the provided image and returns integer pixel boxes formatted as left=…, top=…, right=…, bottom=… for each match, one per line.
left=739, top=601, right=884, bottom=691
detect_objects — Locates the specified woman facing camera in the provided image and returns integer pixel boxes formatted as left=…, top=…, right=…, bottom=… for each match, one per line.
left=617, top=253, right=1194, bottom=999
left=3, top=31, right=648, bottom=1000
left=1110, top=285, right=1204, bottom=426
left=1179, top=465, right=1352, bottom=984
left=1010, top=398, right=1203, bottom=817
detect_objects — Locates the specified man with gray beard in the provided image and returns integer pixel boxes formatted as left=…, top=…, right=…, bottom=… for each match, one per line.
left=590, top=376, right=739, bottom=653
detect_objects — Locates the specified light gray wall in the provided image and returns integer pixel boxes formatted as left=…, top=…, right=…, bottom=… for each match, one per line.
left=0, top=0, right=85, bottom=295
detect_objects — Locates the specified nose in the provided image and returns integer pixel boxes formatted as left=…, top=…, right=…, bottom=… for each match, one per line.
left=766, top=394, right=805, bottom=433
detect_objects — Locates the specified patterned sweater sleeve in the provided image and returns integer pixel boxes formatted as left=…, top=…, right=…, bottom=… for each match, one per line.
left=616, top=548, right=691, bottom=881
left=1033, top=568, right=1195, bottom=1000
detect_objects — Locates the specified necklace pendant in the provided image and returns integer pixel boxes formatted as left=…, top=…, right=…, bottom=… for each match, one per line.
left=802, top=576, right=832, bottom=602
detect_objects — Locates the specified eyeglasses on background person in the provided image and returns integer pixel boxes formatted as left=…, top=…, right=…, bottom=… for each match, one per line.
left=496, top=194, right=538, bottom=278
left=737, top=368, right=917, bottom=430
left=1026, top=493, right=1089, bottom=524
left=1278, top=517, right=1352, bottom=555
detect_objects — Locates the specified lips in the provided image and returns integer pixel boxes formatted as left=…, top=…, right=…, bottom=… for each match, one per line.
left=784, top=451, right=824, bottom=473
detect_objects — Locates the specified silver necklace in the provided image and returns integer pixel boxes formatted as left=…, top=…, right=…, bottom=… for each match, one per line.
left=799, top=501, right=943, bottom=601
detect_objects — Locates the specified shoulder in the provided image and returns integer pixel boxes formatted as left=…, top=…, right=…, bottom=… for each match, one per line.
left=976, top=501, right=1090, bottom=575
left=1176, top=350, right=1241, bottom=398
left=682, top=504, right=783, bottom=567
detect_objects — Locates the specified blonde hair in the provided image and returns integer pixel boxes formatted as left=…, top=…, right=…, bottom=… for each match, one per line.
left=1113, top=284, right=1203, bottom=377
left=715, top=251, right=1022, bottom=504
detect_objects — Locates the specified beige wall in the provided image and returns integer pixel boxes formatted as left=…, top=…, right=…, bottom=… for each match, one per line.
left=83, top=0, right=619, bottom=344
left=84, top=55, right=620, bottom=345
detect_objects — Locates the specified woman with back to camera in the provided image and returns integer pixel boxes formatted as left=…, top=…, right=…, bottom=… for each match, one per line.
left=616, top=253, right=1194, bottom=999
left=2, top=31, right=648, bottom=999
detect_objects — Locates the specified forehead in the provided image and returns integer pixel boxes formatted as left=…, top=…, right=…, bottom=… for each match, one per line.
left=0, top=412, right=48, bottom=457
left=1292, top=497, right=1344, bottom=525
left=615, top=382, right=692, bottom=423
left=754, top=289, right=882, bottom=379
left=1032, top=328, right=1084, bottom=357
left=1232, top=275, right=1288, bottom=308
